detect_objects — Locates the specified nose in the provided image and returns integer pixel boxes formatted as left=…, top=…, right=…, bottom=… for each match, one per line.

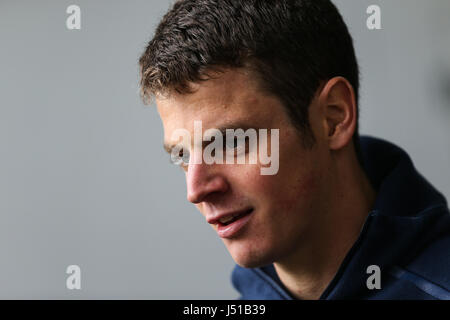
left=186, top=162, right=229, bottom=204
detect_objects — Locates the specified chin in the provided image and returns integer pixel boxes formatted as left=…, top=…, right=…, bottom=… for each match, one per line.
left=227, top=241, right=275, bottom=268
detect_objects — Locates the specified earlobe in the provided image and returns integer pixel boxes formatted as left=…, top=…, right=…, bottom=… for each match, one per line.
left=319, top=77, right=357, bottom=151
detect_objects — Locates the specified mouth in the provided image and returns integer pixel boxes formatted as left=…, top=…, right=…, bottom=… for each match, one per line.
left=209, top=208, right=254, bottom=239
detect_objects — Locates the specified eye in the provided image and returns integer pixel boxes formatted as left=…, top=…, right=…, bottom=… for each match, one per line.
left=224, top=136, right=247, bottom=155
left=225, top=136, right=239, bottom=149
left=170, top=147, right=190, bottom=167
left=181, top=150, right=190, bottom=165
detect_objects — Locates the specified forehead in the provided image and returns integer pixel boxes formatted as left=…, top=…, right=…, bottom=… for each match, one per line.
left=156, top=69, right=288, bottom=133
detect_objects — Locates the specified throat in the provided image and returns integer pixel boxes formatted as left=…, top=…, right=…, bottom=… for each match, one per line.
left=273, top=261, right=335, bottom=300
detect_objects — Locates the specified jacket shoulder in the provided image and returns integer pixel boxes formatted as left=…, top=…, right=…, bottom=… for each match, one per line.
left=395, top=206, right=450, bottom=299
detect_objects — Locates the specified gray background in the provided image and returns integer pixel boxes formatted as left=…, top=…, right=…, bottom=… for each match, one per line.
left=0, top=0, right=449, bottom=299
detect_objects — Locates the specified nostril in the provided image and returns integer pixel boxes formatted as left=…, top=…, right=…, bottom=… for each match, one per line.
left=186, top=175, right=229, bottom=204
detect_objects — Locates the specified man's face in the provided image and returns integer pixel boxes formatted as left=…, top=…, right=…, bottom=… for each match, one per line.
left=156, top=69, right=329, bottom=268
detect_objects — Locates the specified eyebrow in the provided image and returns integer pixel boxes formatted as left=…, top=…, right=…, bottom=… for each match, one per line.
left=162, top=121, right=262, bottom=154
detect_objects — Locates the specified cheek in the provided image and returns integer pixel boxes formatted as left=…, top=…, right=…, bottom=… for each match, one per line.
left=228, top=156, right=320, bottom=216
left=258, top=169, right=319, bottom=217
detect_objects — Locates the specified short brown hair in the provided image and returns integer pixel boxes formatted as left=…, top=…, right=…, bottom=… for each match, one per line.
left=139, top=0, right=361, bottom=159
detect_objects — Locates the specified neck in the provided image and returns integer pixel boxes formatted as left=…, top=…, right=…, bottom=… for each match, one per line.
left=274, top=148, right=376, bottom=300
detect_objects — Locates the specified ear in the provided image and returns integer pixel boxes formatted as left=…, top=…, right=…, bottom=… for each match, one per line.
left=317, top=77, right=357, bottom=151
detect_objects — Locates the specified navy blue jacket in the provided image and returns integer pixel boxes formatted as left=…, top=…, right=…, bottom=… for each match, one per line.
left=232, top=136, right=450, bottom=300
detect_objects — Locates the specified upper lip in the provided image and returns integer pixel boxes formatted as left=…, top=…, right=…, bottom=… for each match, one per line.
left=206, top=208, right=253, bottom=225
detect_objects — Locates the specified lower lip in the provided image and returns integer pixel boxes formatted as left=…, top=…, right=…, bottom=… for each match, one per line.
left=216, top=210, right=253, bottom=239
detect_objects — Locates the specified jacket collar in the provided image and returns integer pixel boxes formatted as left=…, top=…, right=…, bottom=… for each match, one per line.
left=320, top=136, right=448, bottom=299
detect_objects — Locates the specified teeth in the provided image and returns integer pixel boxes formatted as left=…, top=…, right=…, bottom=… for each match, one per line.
left=218, top=212, right=247, bottom=224
left=219, top=215, right=235, bottom=224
